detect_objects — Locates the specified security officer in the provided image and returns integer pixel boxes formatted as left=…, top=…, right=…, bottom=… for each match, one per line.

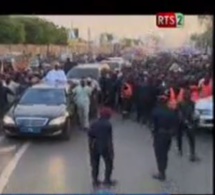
left=151, top=92, right=177, bottom=181
left=88, top=107, right=117, bottom=187
left=177, top=89, right=200, bottom=162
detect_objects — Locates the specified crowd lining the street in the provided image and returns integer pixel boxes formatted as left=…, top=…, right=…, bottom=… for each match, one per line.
left=0, top=49, right=213, bottom=186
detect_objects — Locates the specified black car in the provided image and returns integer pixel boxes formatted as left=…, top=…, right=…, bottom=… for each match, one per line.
left=3, top=83, right=72, bottom=140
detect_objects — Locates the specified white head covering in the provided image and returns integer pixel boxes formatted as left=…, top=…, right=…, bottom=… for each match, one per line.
left=86, top=77, right=92, bottom=82
left=52, top=61, right=60, bottom=67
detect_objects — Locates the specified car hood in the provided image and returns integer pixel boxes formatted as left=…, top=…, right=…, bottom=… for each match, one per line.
left=13, top=104, right=66, bottom=118
left=195, top=96, right=213, bottom=110
left=68, top=78, right=81, bottom=84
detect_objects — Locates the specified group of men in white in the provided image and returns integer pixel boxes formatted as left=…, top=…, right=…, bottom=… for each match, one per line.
left=44, top=62, right=96, bottom=130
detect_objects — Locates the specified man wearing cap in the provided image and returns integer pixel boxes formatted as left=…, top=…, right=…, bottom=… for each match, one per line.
left=88, top=107, right=116, bottom=187
left=151, top=93, right=178, bottom=181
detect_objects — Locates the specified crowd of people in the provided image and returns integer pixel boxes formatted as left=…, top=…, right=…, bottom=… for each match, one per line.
left=87, top=51, right=213, bottom=186
left=0, top=49, right=213, bottom=187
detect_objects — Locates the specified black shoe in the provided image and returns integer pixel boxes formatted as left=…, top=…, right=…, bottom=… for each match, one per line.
left=152, top=173, right=166, bottom=181
left=190, top=155, right=200, bottom=162
left=103, top=179, right=118, bottom=187
left=92, top=180, right=101, bottom=188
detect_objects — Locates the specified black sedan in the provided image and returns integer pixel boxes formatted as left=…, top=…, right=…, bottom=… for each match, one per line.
left=3, top=83, right=72, bottom=140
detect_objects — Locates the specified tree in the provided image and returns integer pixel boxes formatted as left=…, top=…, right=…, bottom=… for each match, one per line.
left=198, top=15, right=213, bottom=27
left=0, top=16, right=25, bottom=44
left=17, top=17, right=44, bottom=44
left=122, top=38, right=132, bottom=47
left=106, top=33, right=114, bottom=43
left=0, top=16, right=68, bottom=45
left=99, top=33, right=114, bottom=44
left=53, top=27, right=68, bottom=45
left=190, top=15, right=213, bottom=51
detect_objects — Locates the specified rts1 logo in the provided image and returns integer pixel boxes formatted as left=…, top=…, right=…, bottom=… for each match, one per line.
left=156, top=12, right=184, bottom=28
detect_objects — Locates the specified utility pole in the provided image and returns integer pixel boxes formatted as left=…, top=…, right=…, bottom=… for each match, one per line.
left=87, top=27, right=91, bottom=54
left=68, top=22, right=73, bottom=52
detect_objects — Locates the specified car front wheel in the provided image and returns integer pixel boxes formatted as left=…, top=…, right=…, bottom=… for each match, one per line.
left=60, top=119, right=71, bottom=141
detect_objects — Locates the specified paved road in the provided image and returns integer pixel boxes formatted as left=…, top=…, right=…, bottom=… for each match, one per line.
left=0, top=115, right=213, bottom=194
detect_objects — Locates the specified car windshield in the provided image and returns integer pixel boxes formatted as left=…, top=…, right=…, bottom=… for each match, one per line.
left=67, top=67, right=99, bottom=80
left=19, top=88, right=66, bottom=105
left=107, top=62, right=120, bottom=70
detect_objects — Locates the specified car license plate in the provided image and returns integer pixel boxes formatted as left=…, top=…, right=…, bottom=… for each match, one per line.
left=20, top=127, right=41, bottom=133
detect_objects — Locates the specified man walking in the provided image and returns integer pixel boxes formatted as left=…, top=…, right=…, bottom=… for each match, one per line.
left=73, top=79, right=92, bottom=130
left=151, top=93, right=177, bottom=181
left=88, top=107, right=117, bottom=187
left=177, top=89, right=200, bottom=161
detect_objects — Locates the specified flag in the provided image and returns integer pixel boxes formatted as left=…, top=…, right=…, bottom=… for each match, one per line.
left=68, top=23, right=79, bottom=45
left=68, top=29, right=76, bottom=40
left=68, top=28, right=79, bottom=40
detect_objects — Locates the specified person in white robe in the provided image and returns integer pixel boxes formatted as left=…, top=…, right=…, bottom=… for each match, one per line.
left=3, top=77, right=19, bottom=103
left=44, top=62, right=67, bottom=85
left=73, top=79, right=92, bottom=129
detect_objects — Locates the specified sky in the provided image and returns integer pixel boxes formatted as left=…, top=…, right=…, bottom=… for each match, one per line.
left=36, top=15, right=205, bottom=48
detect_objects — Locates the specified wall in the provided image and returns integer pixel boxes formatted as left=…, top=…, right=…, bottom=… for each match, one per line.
left=0, top=43, right=114, bottom=56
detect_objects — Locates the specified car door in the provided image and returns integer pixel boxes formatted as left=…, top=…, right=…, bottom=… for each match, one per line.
left=66, top=88, right=75, bottom=118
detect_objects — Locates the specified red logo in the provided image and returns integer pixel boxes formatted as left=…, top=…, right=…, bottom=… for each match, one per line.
left=156, top=12, right=177, bottom=28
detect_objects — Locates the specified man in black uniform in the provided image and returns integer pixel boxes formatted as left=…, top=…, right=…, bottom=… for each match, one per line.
left=0, top=80, right=14, bottom=130
left=151, top=93, right=177, bottom=181
left=177, top=89, right=200, bottom=162
left=64, top=58, right=76, bottom=74
left=88, top=107, right=117, bottom=187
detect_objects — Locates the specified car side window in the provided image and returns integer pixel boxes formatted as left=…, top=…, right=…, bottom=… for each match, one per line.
left=65, top=89, right=69, bottom=102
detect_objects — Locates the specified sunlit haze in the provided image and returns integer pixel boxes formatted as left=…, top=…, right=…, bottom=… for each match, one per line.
left=35, top=15, right=204, bottom=48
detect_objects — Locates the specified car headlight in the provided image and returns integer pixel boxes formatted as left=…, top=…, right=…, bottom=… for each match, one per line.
left=3, top=116, right=15, bottom=125
left=201, top=109, right=211, bottom=115
left=49, top=113, right=68, bottom=125
left=196, top=109, right=211, bottom=115
left=194, top=110, right=200, bottom=118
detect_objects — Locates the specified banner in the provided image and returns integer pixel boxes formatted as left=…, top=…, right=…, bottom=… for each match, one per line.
left=68, top=28, right=79, bottom=45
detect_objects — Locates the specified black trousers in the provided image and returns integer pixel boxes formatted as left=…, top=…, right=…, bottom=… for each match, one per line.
left=153, top=133, right=172, bottom=175
left=90, top=148, right=113, bottom=182
left=136, top=101, right=152, bottom=123
left=122, top=98, right=132, bottom=113
left=176, top=123, right=196, bottom=156
left=0, top=104, right=9, bottom=130
left=136, top=102, right=143, bottom=122
left=89, top=96, right=98, bottom=119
